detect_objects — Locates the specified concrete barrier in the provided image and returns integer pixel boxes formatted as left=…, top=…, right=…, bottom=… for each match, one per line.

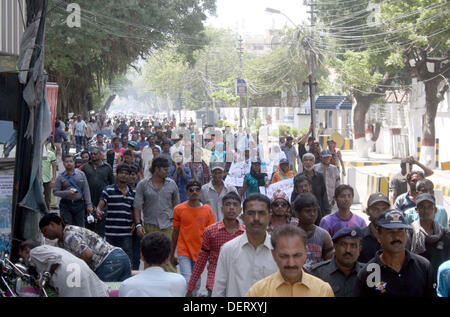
left=319, top=135, right=353, bottom=150
left=348, top=167, right=389, bottom=206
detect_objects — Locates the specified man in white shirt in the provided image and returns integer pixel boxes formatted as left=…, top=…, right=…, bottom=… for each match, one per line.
left=314, top=150, right=341, bottom=208
left=73, top=115, right=88, bottom=152
left=119, top=232, right=186, bottom=297
left=19, top=240, right=110, bottom=297
left=212, top=193, right=278, bottom=297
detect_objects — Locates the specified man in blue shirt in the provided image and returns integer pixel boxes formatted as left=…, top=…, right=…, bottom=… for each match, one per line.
left=170, top=152, right=192, bottom=202
left=437, top=260, right=450, bottom=297
left=404, top=178, right=449, bottom=228
left=394, top=171, right=424, bottom=212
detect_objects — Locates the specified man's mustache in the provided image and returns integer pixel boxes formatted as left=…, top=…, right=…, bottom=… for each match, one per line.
left=391, top=240, right=402, bottom=245
left=283, top=266, right=299, bottom=270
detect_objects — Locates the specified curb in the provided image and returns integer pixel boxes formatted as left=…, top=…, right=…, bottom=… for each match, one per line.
left=344, top=161, right=394, bottom=167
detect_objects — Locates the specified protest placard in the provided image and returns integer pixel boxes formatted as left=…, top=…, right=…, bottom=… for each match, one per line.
left=224, top=161, right=251, bottom=187
left=259, top=178, right=294, bottom=202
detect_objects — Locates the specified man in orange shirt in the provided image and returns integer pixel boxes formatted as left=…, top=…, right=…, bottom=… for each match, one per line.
left=170, top=179, right=216, bottom=296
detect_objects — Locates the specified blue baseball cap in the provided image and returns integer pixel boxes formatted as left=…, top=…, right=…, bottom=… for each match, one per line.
left=377, top=209, right=411, bottom=229
left=321, top=149, right=332, bottom=157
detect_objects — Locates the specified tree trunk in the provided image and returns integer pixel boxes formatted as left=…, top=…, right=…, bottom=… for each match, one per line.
left=353, top=94, right=380, bottom=158
left=420, top=78, right=446, bottom=168
left=103, top=94, right=117, bottom=112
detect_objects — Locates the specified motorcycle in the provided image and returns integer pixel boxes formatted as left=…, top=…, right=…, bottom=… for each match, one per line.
left=1, top=251, right=120, bottom=297
left=0, top=252, right=54, bottom=297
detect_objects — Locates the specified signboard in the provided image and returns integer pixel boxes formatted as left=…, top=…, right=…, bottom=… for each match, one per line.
left=0, top=170, right=14, bottom=253
left=236, top=78, right=247, bottom=96
left=259, top=178, right=294, bottom=202
left=46, top=83, right=58, bottom=135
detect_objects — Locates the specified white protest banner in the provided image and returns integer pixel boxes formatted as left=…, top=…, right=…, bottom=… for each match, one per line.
left=259, top=178, right=294, bottom=202
left=224, top=161, right=251, bottom=187
left=224, top=175, right=244, bottom=187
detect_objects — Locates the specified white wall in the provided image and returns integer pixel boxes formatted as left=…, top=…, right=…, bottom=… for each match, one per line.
left=408, top=79, right=450, bottom=166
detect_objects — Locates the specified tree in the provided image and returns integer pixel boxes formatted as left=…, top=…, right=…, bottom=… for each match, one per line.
left=142, top=27, right=241, bottom=112
left=314, top=0, right=412, bottom=157
left=45, top=0, right=216, bottom=117
left=382, top=0, right=449, bottom=167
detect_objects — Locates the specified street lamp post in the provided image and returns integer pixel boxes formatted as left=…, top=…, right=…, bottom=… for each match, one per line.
left=265, top=6, right=318, bottom=139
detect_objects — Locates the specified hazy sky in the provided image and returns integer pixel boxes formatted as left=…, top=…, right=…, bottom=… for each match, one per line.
left=206, top=0, right=308, bottom=35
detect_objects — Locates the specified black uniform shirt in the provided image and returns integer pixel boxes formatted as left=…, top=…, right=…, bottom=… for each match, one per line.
left=355, top=250, right=436, bottom=297
left=310, top=256, right=365, bottom=297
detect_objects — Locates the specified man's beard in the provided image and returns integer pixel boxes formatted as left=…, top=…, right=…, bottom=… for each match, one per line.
left=304, top=166, right=313, bottom=171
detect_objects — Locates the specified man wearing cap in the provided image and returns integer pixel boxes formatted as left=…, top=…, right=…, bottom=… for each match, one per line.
left=389, top=156, right=433, bottom=206
left=310, top=227, right=365, bottom=297
left=267, top=190, right=297, bottom=234
left=355, top=210, right=435, bottom=297
left=404, top=179, right=449, bottom=228
left=281, top=136, right=300, bottom=173
left=327, top=139, right=346, bottom=177
left=359, top=192, right=391, bottom=263
left=314, top=150, right=340, bottom=207
left=271, top=158, right=295, bottom=184
left=409, top=193, right=450, bottom=280
left=201, top=162, right=238, bottom=222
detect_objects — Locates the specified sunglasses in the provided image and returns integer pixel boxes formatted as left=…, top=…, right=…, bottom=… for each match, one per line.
left=272, top=202, right=288, bottom=208
left=188, top=187, right=201, bottom=193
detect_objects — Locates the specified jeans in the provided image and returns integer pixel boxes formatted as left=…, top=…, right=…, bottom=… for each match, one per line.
left=178, top=255, right=200, bottom=296
left=62, top=141, right=70, bottom=157
left=106, top=235, right=133, bottom=264
left=59, top=199, right=85, bottom=227
left=131, top=230, right=141, bottom=270
left=95, top=248, right=131, bottom=282
left=75, top=135, right=84, bottom=152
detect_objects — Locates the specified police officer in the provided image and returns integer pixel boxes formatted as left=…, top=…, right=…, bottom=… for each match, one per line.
left=310, top=226, right=365, bottom=297
left=355, top=209, right=436, bottom=297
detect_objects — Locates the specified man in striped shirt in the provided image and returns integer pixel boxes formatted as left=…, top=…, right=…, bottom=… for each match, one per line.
left=97, top=164, right=135, bottom=262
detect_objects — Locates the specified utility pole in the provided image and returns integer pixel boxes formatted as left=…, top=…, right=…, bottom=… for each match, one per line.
left=238, top=35, right=244, bottom=128
left=305, top=0, right=317, bottom=139
left=303, top=75, right=318, bottom=139
left=205, top=59, right=209, bottom=125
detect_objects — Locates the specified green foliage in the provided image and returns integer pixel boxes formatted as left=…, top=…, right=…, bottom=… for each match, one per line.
left=278, top=125, right=291, bottom=137
left=291, top=128, right=300, bottom=138
left=216, top=120, right=236, bottom=128
left=45, top=0, right=216, bottom=115
left=141, top=27, right=240, bottom=111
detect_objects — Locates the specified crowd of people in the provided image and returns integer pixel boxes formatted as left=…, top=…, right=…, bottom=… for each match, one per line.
left=30, top=113, right=450, bottom=297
